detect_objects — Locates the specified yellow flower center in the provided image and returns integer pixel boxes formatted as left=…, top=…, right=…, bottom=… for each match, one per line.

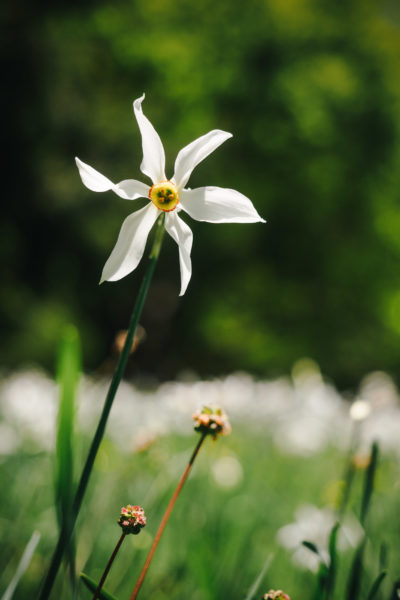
left=149, top=181, right=179, bottom=212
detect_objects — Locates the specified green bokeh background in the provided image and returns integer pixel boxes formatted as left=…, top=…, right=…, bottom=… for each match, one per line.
left=4, top=0, right=400, bottom=386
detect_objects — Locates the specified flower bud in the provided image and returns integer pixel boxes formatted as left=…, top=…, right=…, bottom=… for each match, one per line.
left=113, top=326, right=146, bottom=355
left=262, top=591, right=290, bottom=600
left=192, top=406, right=231, bottom=440
left=117, top=505, right=146, bottom=535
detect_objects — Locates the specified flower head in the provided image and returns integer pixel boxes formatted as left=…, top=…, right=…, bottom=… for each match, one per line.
left=192, top=405, right=231, bottom=439
left=75, top=95, right=265, bottom=295
left=117, top=504, right=146, bottom=535
left=262, top=591, right=290, bottom=600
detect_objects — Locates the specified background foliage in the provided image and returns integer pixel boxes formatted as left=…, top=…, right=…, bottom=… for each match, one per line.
left=4, top=0, right=400, bottom=386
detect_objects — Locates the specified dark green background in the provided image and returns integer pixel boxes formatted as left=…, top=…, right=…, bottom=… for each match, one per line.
left=4, top=0, right=400, bottom=387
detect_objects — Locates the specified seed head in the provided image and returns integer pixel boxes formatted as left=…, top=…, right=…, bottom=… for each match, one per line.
left=262, top=591, right=290, bottom=600
left=192, top=406, right=231, bottom=440
left=118, top=505, right=146, bottom=535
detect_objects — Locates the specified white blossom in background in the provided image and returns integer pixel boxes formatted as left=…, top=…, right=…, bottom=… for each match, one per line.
left=276, top=504, right=363, bottom=572
left=351, top=371, right=400, bottom=454
left=0, top=422, right=19, bottom=455
left=0, top=364, right=399, bottom=456
left=269, top=359, right=351, bottom=455
left=75, top=95, right=265, bottom=296
left=0, top=370, right=57, bottom=450
left=359, top=371, right=399, bottom=409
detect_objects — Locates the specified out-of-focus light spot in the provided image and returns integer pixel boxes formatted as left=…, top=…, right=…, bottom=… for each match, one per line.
left=350, top=399, right=371, bottom=421
left=292, top=357, right=322, bottom=386
left=211, top=455, right=243, bottom=488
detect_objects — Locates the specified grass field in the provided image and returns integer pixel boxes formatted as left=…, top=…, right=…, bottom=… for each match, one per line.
left=1, top=366, right=399, bottom=599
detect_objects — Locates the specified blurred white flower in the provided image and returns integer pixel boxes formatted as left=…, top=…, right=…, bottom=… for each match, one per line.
left=0, top=423, right=19, bottom=455
left=2, top=366, right=400, bottom=457
left=276, top=504, right=363, bottom=572
left=359, top=371, right=398, bottom=409
left=76, top=95, right=265, bottom=295
left=352, top=372, right=400, bottom=453
left=271, top=361, right=350, bottom=455
left=0, top=370, right=57, bottom=449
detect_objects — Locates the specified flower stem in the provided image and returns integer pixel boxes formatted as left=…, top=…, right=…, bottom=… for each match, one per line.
left=38, top=216, right=165, bottom=600
left=130, top=432, right=207, bottom=600
left=338, top=421, right=360, bottom=518
left=92, top=533, right=126, bottom=600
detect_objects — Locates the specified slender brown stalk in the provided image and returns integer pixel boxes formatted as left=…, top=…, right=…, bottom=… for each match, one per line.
left=130, top=432, right=207, bottom=600
left=92, top=533, right=125, bottom=600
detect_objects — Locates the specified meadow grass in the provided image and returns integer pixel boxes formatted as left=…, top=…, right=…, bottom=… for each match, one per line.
left=1, top=417, right=399, bottom=600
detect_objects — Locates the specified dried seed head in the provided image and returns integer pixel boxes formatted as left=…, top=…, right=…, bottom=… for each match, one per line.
left=192, top=406, right=231, bottom=440
left=113, top=325, right=146, bottom=355
left=117, top=505, right=147, bottom=535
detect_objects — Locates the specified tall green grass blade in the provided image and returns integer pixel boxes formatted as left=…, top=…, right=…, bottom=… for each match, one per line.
left=338, top=421, right=359, bottom=517
left=80, top=573, right=119, bottom=600
left=1, top=531, right=40, bottom=600
left=312, top=562, right=329, bottom=600
left=360, top=442, right=378, bottom=525
left=366, top=570, right=386, bottom=599
left=56, top=325, right=81, bottom=517
left=339, top=461, right=356, bottom=518
left=55, top=325, right=81, bottom=589
left=243, top=554, right=273, bottom=600
left=389, top=579, right=400, bottom=599
left=346, top=538, right=366, bottom=600
left=302, top=541, right=329, bottom=600
left=379, top=543, right=388, bottom=571
left=326, top=522, right=340, bottom=599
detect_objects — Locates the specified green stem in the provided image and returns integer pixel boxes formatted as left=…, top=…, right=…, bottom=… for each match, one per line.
left=92, top=533, right=126, bottom=600
left=38, top=216, right=165, bottom=600
left=338, top=421, right=360, bottom=518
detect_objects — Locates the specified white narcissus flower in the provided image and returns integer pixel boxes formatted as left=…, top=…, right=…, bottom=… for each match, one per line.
left=75, top=94, right=265, bottom=296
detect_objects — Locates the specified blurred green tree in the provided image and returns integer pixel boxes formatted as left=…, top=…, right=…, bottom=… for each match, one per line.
left=3, top=0, right=400, bottom=387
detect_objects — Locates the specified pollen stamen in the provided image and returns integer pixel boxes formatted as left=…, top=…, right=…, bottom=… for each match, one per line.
left=149, top=181, right=179, bottom=212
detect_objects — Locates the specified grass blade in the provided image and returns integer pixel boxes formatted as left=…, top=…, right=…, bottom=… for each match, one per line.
left=312, top=563, right=329, bottom=600
left=366, top=570, right=386, bottom=600
left=360, top=442, right=378, bottom=526
left=346, top=538, right=366, bottom=600
left=243, top=554, right=273, bottom=600
left=1, top=531, right=40, bottom=600
left=56, top=325, right=81, bottom=517
left=80, top=573, right=119, bottom=600
left=379, top=543, right=388, bottom=571
left=326, top=522, right=340, bottom=599
left=55, top=325, right=81, bottom=587
left=389, top=579, right=400, bottom=599
left=302, top=541, right=329, bottom=600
